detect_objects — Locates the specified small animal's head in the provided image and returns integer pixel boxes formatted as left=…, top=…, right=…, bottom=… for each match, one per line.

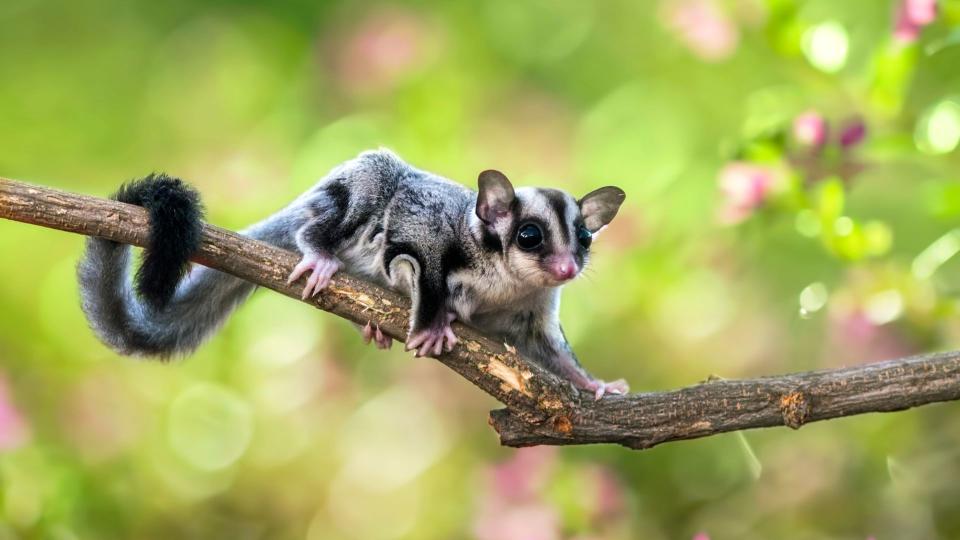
left=475, top=169, right=625, bottom=287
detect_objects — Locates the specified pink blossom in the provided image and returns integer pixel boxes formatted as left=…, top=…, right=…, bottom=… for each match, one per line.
left=62, top=371, right=141, bottom=461
left=473, top=447, right=561, bottom=540
left=904, top=0, right=938, bottom=25
left=0, top=375, right=29, bottom=451
left=332, top=8, right=435, bottom=94
left=473, top=503, right=561, bottom=540
left=839, top=119, right=867, bottom=148
left=660, top=0, right=739, bottom=61
left=692, top=534, right=711, bottom=540
left=585, top=466, right=626, bottom=522
left=489, top=446, right=557, bottom=501
left=894, top=0, right=938, bottom=43
left=793, top=110, right=828, bottom=147
left=717, top=162, right=775, bottom=223
left=894, top=13, right=922, bottom=42
left=826, top=308, right=914, bottom=366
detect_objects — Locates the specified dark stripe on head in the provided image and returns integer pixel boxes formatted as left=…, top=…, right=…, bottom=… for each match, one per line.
left=481, top=228, right=503, bottom=253
left=542, top=189, right=571, bottom=245
left=512, top=196, right=524, bottom=223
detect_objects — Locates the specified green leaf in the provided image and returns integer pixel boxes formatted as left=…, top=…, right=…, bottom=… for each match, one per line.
left=869, top=41, right=918, bottom=115
left=826, top=217, right=867, bottom=261
left=817, top=178, right=846, bottom=223
left=925, top=182, right=960, bottom=220
left=863, top=221, right=894, bottom=256
left=925, top=28, right=960, bottom=56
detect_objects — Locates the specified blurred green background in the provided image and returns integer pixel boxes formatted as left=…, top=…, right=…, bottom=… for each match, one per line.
left=2, top=0, right=960, bottom=538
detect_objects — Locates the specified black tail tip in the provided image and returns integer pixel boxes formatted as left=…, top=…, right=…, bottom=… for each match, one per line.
left=115, top=173, right=204, bottom=310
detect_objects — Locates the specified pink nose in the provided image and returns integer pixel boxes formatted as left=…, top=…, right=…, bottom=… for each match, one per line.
left=548, top=256, right=578, bottom=281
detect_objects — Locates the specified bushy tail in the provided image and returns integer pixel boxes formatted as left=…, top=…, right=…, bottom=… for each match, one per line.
left=77, top=174, right=297, bottom=357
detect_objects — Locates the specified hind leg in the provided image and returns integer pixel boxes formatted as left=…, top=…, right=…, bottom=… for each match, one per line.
left=361, top=321, right=393, bottom=349
left=386, top=253, right=458, bottom=357
left=406, top=310, right=457, bottom=357
left=403, top=271, right=457, bottom=357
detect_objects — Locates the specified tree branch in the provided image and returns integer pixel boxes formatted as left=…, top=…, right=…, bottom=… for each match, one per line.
left=2, top=177, right=959, bottom=450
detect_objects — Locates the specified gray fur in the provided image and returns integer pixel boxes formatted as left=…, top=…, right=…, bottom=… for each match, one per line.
left=77, top=202, right=303, bottom=357
left=78, top=149, right=627, bottom=394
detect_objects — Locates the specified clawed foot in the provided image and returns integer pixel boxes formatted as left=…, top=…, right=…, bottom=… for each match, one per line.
left=287, top=251, right=341, bottom=299
left=405, top=313, right=457, bottom=357
left=362, top=321, right=393, bottom=350
left=586, top=378, right=629, bottom=400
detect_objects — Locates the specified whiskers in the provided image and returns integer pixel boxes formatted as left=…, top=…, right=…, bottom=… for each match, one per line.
left=576, top=265, right=599, bottom=285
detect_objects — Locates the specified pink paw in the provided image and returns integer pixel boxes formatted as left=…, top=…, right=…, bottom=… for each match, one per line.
left=405, top=313, right=458, bottom=357
left=587, top=378, right=629, bottom=400
left=362, top=321, right=393, bottom=350
left=287, top=251, right=341, bottom=299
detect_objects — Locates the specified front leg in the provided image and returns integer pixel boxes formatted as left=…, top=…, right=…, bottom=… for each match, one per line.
left=538, top=332, right=629, bottom=400
left=503, top=307, right=629, bottom=400
left=288, top=249, right=341, bottom=299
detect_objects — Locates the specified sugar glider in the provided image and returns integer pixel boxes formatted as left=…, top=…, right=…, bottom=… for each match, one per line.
left=78, top=150, right=629, bottom=398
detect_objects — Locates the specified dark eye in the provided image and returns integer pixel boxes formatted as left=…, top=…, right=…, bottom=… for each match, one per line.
left=577, top=225, right=592, bottom=248
left=516, top=223, right=544, bottom=250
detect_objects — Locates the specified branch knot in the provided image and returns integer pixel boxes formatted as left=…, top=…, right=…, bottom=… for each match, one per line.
left=779, top=390, right=811, bottom=429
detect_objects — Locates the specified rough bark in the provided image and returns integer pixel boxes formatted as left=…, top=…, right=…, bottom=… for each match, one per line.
left=2, top=177, right=959, bottom=450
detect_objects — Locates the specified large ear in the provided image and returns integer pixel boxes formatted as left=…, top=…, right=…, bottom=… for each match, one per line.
left=476, top=169, right=516, bottom=224
left=579, top=186, right=626, bottom=232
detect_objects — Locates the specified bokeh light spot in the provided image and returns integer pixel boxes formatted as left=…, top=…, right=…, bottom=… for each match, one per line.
left=655, top=272, right=733, bottom=340
left=833, top=216, right=854, bottom=236
left=239, top=292, right=322, bottom=368
left=865, top=290, right=903, bottom=325
left=799, top=282, right=829, bottom=318
left=863, top=221, right=893, bottom=256
left=915, top=98, right=960, bottom=155
left=337, top=387, right=450, bottom=492
left=802, top=21, right=849, bottom=73
left=167, top=384, right=253, bottom=471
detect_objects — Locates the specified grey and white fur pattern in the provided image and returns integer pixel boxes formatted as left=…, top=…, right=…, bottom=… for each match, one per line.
left=78, top=150, right=628, bottom=398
